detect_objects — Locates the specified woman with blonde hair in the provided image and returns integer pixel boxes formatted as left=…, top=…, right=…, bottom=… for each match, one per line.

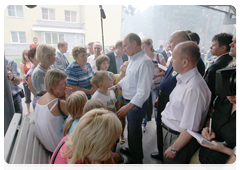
left=35, top=69, right=72, bottom=153
left=32, top=44, right=56, bottom=100
left=63, top=91, right=88, bottom=136
left=141, top=37, right=166, bottom=132
left=66, top=45, right=96, bottom=99
left=50, top=108, right=123, bottom=164
left=19, top=49, right=33, bottom=116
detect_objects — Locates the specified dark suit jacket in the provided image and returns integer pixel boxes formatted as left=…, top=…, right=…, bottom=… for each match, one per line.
left=161, top=50, right=171, bottom=63
left=106, top=51, right=128, bottom=74
left=204, top=53, right=233, bottom=104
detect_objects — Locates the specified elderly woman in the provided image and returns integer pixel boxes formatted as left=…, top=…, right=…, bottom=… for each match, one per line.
left=66, top=46, right=96, bottom=99
left=25, top=47, right=39, bottom=110
left=141, top=37, right=166, bottom=132
left=35, top=69, right=72, bottom=153
left=50, top=108, right=122, bottom=164
left=32, top=44, right=56, bottom=100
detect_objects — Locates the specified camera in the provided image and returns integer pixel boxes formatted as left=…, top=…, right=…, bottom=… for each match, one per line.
left=215, top=67, right=236, bottom=96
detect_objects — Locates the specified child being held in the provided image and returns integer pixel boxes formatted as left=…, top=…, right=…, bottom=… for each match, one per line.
left=63, top=91, right=88, bottom=136
left=91, top=71, right=117, bottom=113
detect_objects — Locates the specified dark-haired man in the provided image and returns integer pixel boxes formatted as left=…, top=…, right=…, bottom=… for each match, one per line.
left=107, top=40, right=128, bottom=74
left=161, top=41, right=211, bottom=163
left=161, top=42, right=171, bottom=63
left=110, top=33, right=154, bottom=163
left=53, top=41, right=69, bottom=72
left=204, top=33, right=233, bottom=105
left=87, top=42, right=94, bottom=57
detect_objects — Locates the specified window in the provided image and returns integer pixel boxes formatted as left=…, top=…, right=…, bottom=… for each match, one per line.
left=45, top=33, right=64, bottom=44
left=42, top=8, right=55, bottom=20
left=10, top=31, right=26, bottom=43
left=7, top=5, right=24, bottom=17
left=65, top=10, right=77, bottom=22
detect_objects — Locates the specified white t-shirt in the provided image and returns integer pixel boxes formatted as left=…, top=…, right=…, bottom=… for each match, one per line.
left=92, top=89, right=117, bottom=112
left=87, top=54, right=97, bottom=73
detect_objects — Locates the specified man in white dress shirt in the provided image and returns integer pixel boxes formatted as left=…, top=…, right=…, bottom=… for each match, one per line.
left=110, top=33, right=154, bottom=163
left=87, top=42, right=102, bottom=73
left=161, top=41, right=211, bottom=163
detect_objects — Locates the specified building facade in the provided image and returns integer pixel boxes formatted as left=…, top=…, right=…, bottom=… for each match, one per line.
left=4, top=5, right=123, bottom=58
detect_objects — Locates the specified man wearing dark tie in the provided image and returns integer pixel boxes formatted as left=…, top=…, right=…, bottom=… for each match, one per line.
left=53, top=41, right=69, bottom=72
left=161, top=42, right=171, bottom=63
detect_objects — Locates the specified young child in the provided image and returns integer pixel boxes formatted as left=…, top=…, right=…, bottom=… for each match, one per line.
left=83, top=98, right=106, bottom=114
left=91, top=71, right=117, bottom=113
left=63, top=91, right=88, bottom=136
left=96, top=54, right=115, bottom=79
left=113, top=61, right=129, bottom=144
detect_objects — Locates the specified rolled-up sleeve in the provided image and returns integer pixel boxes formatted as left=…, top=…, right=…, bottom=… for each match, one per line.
left=130, top=61, right=154, bottom=108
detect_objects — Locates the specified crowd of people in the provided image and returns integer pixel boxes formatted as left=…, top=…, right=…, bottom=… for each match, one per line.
left=5, top=30, right=236, bottom=164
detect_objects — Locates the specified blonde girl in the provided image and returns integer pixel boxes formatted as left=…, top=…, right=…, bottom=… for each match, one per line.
left=63, top=91, right=88, bottom=136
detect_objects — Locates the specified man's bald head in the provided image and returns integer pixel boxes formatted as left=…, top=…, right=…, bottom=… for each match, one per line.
left=175, top=41, right=200, bottom=66
left=169, top=31, right=191, bottom=51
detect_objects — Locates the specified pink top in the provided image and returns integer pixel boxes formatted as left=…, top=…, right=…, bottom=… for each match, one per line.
left=49, top=135, right=90, bottom=170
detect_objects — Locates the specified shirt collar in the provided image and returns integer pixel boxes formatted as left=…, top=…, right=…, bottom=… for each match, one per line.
left=57, top=50, right=64, bottom=56
left=114, top=51, right=122, bottom=58
left=130, top=50, right=145, bottom=61
left=176, top=67, right=198, bottom=84
left=215, top=52, right=229, bottom=62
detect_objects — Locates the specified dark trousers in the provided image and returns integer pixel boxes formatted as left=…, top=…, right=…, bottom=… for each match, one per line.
left=13, top=93, right=23, bottom=124
left=23, top=82, right=31, bottom=104
left=125, top=99, right=149, bottom=164
left=156, top=91, right=170, bottom=160
left=162, top=127, right=200, bottom=164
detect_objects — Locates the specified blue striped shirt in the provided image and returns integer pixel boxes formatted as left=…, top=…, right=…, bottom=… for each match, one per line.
left=66, top=62, right=93, bottom=99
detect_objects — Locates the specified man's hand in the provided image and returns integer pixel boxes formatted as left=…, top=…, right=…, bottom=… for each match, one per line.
left=117, top=103, right=135, bottom=117
left=164, top=146, right=177, bottom=159
left=7, top=66, right=14, bottom=80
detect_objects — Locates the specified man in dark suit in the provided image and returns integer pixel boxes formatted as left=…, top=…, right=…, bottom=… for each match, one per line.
left=53, top=41, right=69, bottom=72
left=204, top=33, right=233, bottom=105
left=107, top=40, right=128, bottom=74
left=161, top=42, right=171, bottom=63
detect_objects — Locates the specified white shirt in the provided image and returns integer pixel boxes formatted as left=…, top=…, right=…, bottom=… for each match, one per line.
left=161, top=67, right=211, bottom=132
left=118, top=51, right=154, bottom=108
left=87, top=54, right=97, bottom=73
left=114, top=51, right=124, bottom=74
left=92, top=89, right=117, bottom=111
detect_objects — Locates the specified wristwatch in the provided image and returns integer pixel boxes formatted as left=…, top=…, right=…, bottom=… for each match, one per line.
left=233, top=145, right=238, bottom=157
left=11, top=75, right=15, bottom=81
left=171, top=147, right=177, bottom=155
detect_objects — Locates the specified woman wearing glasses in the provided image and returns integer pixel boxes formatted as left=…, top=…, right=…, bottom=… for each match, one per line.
left=66, top=46, right=97, bottom=99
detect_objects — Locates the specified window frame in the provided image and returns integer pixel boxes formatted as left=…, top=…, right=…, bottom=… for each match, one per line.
left=44, top=32, right=65, bottom=45
left=10, top=31, right=27, bottom=44
left=7, top=5, right=24, bottom=18
left=41, top=7, right=56, bottom=21
left=64, top=10, right=77, bottom=23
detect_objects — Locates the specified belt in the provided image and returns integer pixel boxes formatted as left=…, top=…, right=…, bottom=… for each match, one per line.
left=125, top=99, right=131, bottom=103
left=159, top=90, right=169, bottom=96
left=161, top=122, right=180, bottom=135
